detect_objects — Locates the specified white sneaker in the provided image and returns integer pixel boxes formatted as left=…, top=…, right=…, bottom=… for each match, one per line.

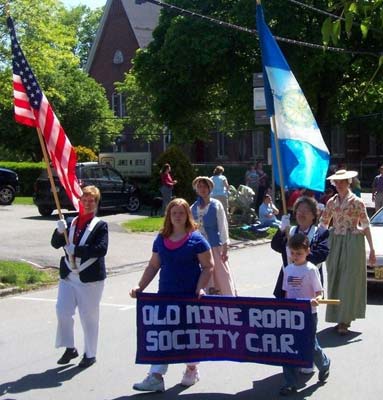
left=300, top=367, right=315, bottom=374
left=133, top=374, right=165, bottom=392
left=180, top=367, right=200, bottom=387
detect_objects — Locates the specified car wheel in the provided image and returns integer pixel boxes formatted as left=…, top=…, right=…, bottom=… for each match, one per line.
left=0, top=186, right=16, bottom=205
left=38, top=205, right=53, bottom=216
left=126, top=196, right=141, bottom=212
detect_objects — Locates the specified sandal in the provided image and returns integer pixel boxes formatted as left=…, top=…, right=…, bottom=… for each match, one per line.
left=337, top=323, right=350, bottom=335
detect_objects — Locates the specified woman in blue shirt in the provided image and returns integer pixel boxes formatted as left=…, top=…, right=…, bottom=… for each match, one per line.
left=130, top=198, right=214, bottom=392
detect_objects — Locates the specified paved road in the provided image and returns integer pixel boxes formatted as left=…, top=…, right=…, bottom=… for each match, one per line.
left=1, top=204, right=383, bottom=399
left=0, top=204, right=154, bottom=271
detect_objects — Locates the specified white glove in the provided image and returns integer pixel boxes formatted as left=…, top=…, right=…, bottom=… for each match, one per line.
left=65, top=244, right=75, bottom=256
left=280, top=214, right=291, bottom=231
left=56, top=218, right=67, bottom=234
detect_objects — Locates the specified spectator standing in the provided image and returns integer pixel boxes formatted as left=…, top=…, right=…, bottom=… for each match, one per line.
left=210, top=165, right=230, bottom=217
left=320, top=169, right=376, bottom=335
left=131, top=198, right=214, bottom=392
left=160, top=163, right=177, bottom=215
left=372, top=164, right=383, bottom=212
left=52, top=186, right=108, bottom=369
left=279, top=234, right=331, bottom=396
left=245, top=164, right=259, bottom=193
left=191, top=176, right=236, bottom=296
left=255, top=161, right=269, bottom=210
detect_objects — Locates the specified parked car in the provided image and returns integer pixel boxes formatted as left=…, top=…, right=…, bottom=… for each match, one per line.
left=366, top=207, right=383, bottom=284
left=33, top=162, right=141, bottom=216
left=0, top=167, right=19, bottom=205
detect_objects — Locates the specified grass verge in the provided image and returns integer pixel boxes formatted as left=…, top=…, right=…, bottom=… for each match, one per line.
left=122, top=216, right=164, bottom=232
left=14, top=196, right=33, bottom=205
left=0, top=260, right=58, bottom=291
left=122, top=216, right=277, bottom=241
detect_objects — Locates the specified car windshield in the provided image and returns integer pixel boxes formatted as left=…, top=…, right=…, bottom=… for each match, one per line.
left=371, top=209, right=383, bottom=225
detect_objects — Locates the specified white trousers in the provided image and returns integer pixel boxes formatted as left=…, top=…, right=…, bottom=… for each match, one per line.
left=55, top=273, right=104, bottom=358
left=150, top=362, right=199, bottom=375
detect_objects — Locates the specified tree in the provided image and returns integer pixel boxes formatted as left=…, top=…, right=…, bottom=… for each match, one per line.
left=117, top=0, right=382, bottom=144
left=321, top=0, right=383, bottom=46
left=0, top=0, right=122, bottom=160
left=121, top=0, right=261, bottom=143
left=61, top=4, right=104, bottom=68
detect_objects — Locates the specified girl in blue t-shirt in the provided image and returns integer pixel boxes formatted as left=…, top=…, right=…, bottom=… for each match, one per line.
left=130, top=198, right=214, bottom=393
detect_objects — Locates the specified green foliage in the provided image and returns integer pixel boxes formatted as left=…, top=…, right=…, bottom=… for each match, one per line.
left=0, top=161, right=45, bottom=195
left=62, top=4, right=104, bottom=68
left=322, top=0, right=383, bottom=45
left=0, top=260, right=57, bottom=289
left=123, top=0, right=260, bottom=143
left=154, top=146, right=198, bottom=203
left=0, top=0, right=122, bottom=161
left=75, top=146, right=98, bottom=162
left=115, top=73, right=164, bottom=141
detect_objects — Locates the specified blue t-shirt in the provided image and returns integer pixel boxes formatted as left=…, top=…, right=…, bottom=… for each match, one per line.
left=153, top=231, right=211, bottom=295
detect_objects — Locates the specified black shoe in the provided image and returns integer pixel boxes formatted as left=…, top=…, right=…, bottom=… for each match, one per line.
left=279, top=385, right=297, bottom=396
left=318, top=360, right=331, bottom=382
left=78, top=354, right=96, bottom=368
left=57, top=348, right=79, bottom=365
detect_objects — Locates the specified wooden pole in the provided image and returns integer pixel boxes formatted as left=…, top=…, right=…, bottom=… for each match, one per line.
left=271, top=115, right=287, bottom=215
left=318, top=299, right=341, bottom=305
left=36, top=128, right=70, bottom=245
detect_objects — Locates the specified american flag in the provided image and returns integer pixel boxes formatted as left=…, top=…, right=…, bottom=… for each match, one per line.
left=287, top=276, right=303, bottom=288
left=7, top=16, right=82, bottom=211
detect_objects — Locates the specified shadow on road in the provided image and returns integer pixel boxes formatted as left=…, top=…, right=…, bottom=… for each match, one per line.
left=110, top=371, right=326, bottom=400
left=0, top=364, right=84, bottom=396
left=367, top=284, right=383, bottom=305
left=318, top=327, right=362, bottom=348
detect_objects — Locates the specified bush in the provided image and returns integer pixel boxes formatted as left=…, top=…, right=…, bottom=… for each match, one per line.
left=75, top=146, right=98, bottom=162
left=0, top=161, right=45, bottom=196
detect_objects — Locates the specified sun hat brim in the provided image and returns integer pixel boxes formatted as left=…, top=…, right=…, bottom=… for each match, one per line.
left=327, top=169, right=358, bottom=180
left=192, top=176, right=214, bottom=191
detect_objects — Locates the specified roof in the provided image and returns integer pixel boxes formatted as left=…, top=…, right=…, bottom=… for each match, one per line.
left=85, top=0, right=160, bottom=72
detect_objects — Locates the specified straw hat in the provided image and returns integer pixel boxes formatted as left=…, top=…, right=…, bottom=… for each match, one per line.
left=192, top=176, right=214, bottom=191
left=327, top=169, right=358, bottom=180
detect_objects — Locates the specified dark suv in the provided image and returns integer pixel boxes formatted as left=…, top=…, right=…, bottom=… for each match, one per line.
left=33, top=162, right=141, bottom=216
left=0, top=167, right=19, bottom=205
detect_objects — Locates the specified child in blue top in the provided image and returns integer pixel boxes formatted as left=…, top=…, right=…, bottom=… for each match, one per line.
left=280, top=233, right=331, bottom=396
left=130, top=198, right=214, bottom=393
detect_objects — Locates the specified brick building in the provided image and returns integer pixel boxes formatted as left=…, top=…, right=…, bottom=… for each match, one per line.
left=86, top=0, right=383, bottom=185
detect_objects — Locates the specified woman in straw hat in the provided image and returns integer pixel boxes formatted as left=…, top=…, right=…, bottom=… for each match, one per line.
left=191, top=176, right=236, bottom=295
left=319, top=169, right=376, bottom=335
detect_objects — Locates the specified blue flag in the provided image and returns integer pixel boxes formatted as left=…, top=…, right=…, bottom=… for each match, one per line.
left=256, top=4, right=329, bottom=192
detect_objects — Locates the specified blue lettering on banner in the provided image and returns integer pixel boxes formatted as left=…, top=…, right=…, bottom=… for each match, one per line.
left=135, top=293, right=314, bottom=367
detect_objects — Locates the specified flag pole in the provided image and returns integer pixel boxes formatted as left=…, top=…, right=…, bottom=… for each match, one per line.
left=36, top=127, right=70, bottom=245
left=271, top=116, right=288, bottom=215
left=256, top=0, right=287, bottom=215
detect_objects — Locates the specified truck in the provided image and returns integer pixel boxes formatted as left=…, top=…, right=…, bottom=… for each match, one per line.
left=99, top=152, right=152, bottom=178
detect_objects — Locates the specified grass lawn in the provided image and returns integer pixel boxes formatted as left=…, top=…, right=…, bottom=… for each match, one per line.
left=122, top=216, right=164, bottom=232
left=14, top=196, right=33, bottom=205
left=122, top=216, right=276, bottom=241
left=0, top=260, right=58, bottom=290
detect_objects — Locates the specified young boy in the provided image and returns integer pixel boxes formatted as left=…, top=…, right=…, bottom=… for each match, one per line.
left=280, top=233, right=331, bottom=396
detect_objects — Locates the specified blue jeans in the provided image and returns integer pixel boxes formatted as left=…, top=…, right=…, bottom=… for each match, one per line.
left=282, top=313, right=330, bottom=387
left=160, top=185, right=172, bottom=215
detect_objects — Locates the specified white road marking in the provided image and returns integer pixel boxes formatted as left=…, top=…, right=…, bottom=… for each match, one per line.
left=10, top=296, right=136, bottom=310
